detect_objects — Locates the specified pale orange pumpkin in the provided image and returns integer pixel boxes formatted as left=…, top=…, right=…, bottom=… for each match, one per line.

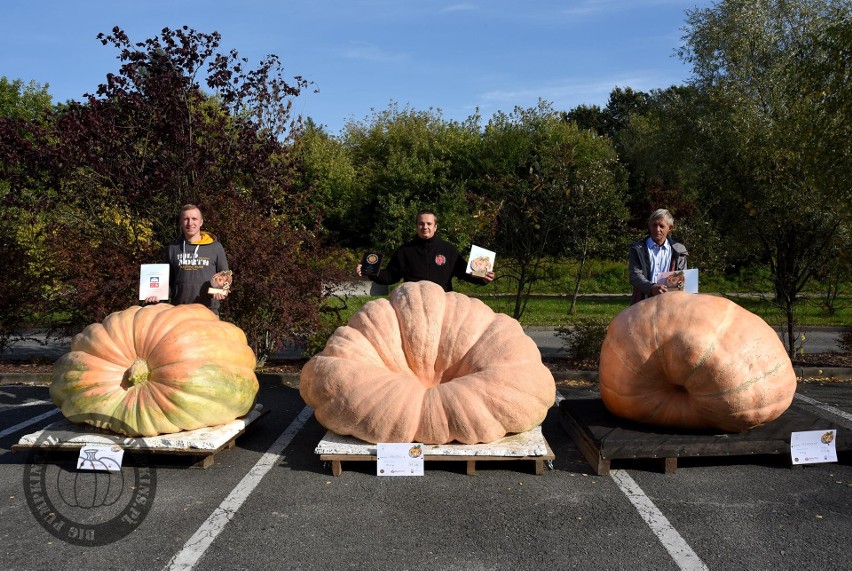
left=299, top=281, right=555, bottom=444
left=50, top=304, right=259, bottom=437
left=599, top=292, right=796, bottom=432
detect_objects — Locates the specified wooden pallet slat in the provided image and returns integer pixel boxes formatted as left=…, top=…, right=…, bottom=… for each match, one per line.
left=316, top=426, right=556, bottom=476
left=12, top=404, right=268, bottom=469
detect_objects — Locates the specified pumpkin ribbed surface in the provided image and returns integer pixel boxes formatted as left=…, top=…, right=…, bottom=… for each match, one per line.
left=599, top=292, right=796, bottom=432
left=50, top=303, right=258, bottom=437
left=299, top=281, right=555, bottom=444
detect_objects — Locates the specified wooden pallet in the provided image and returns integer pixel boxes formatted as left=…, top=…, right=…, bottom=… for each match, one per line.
left=315, top=426, right=555, bottom=476
left=13, top=404, right=267, bottom=468
left=559, top=398, right=851, bottom=475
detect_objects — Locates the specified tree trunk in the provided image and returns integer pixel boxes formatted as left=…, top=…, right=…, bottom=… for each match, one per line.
left=569, top=255, right=587, bottom=316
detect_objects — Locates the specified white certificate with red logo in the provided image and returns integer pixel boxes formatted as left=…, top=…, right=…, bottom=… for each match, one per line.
left=139, top=264, right=170, bottom=301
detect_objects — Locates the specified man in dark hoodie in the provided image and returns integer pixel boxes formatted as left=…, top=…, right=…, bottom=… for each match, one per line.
left=628, top=208, right=688, bottom=304
left=146, top=204, right=229, bottom=315
left=356, top=209, right=494, bottom=292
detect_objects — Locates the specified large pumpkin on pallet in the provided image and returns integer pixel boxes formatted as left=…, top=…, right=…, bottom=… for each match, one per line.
left=598, top=292, right=796, bottom=432
left=300, top=281, right=555, bottom=444
left=50, top=304, right=259, bottom=437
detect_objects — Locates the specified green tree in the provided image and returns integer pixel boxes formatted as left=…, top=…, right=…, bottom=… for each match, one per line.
left=0, top=77, right=52, bottom=122
left=292, top=120, right=360, bottom=245
left=339, top=103, right=486, bottom=253
left=482, top=101, right=627, bottom=319
left=0, top=78, right=59, bottom=352
left=679, top=0, right=851, bottom=354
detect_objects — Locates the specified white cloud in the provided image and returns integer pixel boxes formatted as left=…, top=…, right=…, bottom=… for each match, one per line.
left=478, top=72, right=679, bottom=110
left=562, top=0, right=696, bottom=17
left=438, top=3, right=477, bottom=14
left=341, top=41, right=409, bottom=63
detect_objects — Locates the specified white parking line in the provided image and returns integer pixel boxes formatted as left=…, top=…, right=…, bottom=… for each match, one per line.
left=794, top=393, right=852, bottom=424
left=0, top=399, right=53, bottom=413
left=0, top=408, right=60, bottom=440
left=164, top=406, right=314, bottom=571
left=611, top=469, right=709, bottom=571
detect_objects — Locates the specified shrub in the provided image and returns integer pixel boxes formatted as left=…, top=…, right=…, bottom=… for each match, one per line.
left=555, top=317, right=610, bottom=361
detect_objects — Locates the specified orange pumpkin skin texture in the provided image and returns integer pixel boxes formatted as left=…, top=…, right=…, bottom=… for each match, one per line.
left=50, top=304, right=259, bottom=437
left=299, top=281, right=556, bottom=444
left=599, top=292, right=796, bottom=432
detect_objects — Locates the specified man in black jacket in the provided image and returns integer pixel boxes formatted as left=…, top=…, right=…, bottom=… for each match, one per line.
left=357, top=210, right=494, bottom=292
left=628, top=208, right=688, bottom=304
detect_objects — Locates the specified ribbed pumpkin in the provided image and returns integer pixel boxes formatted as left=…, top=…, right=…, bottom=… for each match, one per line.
left=50, top=303, right=258, bottom=437
left=599, top=292, right=796, bottom=432
left=299, top=280, right=555, bottom=444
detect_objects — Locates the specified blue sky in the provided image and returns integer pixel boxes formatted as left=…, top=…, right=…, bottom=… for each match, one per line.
left=2, top=0, right=713, bottom=135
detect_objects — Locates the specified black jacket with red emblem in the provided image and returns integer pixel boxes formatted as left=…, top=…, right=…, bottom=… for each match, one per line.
left=369, top=235, right=483, bottom=292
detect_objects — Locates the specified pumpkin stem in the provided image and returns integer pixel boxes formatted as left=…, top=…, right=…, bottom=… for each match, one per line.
left=125, top=358, right=150, bottom=387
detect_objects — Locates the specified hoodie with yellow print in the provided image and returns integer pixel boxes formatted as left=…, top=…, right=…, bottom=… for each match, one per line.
left=166, top=231, right=229, bottom=314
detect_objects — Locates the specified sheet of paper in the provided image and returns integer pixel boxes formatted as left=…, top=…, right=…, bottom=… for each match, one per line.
left=790, top=429, right=838, bottom=465
left=466, top=245, right=496, bottom=276
left=139, top=264, right=170, bottom=301
left=656, top=268, right=699, bottom=293
left=376, top=443, right=425, bottom=476
left=77, top=444, right=124, bottom=472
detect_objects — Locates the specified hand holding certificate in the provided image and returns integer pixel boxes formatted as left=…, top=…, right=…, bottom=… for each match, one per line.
left=656, top=268, right=699, bottom=293
left=466, top=245, right=496, bottom=278
left=139, top=264, right=170, bottom=301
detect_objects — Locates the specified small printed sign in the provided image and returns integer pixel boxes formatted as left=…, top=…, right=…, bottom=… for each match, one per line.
left=139, top=264, right=170, bottom=301
left=791, top=429, right=838, bottom=465
left=376, top=443, right=425, bottom=476
left=77, top=444, right=124, bottom=472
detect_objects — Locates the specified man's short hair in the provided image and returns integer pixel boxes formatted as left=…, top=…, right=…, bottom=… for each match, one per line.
left=416, top=209, right=437, bottom=223
left=648, top=208, right=674, bottom=227
left=180, top=204, right=203, bottom=220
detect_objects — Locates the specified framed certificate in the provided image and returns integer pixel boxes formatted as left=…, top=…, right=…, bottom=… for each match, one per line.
left=139, top=264, right=170, bottom=301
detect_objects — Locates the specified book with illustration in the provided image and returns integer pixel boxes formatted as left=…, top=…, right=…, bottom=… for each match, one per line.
left=656, top=268, right=699, bottom=293
left=466, top=245, right=496, bottom=277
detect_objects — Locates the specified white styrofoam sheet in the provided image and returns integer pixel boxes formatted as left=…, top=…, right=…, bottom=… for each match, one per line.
left=16, top=404, right=265, bottom=451
left=315, top=425, right=549, bottom=457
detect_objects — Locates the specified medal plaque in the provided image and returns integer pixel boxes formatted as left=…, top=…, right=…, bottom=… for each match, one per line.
left=360, top=252, right=383, bottom=276
left=208, top=270, right=233, bottom=295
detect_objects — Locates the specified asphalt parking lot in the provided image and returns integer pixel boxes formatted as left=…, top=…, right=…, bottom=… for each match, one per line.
left=1, top=377, right=850, bottom=571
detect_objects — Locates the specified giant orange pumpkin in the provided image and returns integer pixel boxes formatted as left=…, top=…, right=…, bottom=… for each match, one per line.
left=599, top=292, right=796, bottom=432
left=299, top=281, right=556, bottom=444
left=50, top=304, right=259, bottom=437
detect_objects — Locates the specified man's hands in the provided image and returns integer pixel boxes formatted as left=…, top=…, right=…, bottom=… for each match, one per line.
left=650, top=284, right=668, bottom=296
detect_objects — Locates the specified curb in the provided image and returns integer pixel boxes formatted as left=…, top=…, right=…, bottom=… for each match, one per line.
left=0, top=373, right=53, bottom=386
